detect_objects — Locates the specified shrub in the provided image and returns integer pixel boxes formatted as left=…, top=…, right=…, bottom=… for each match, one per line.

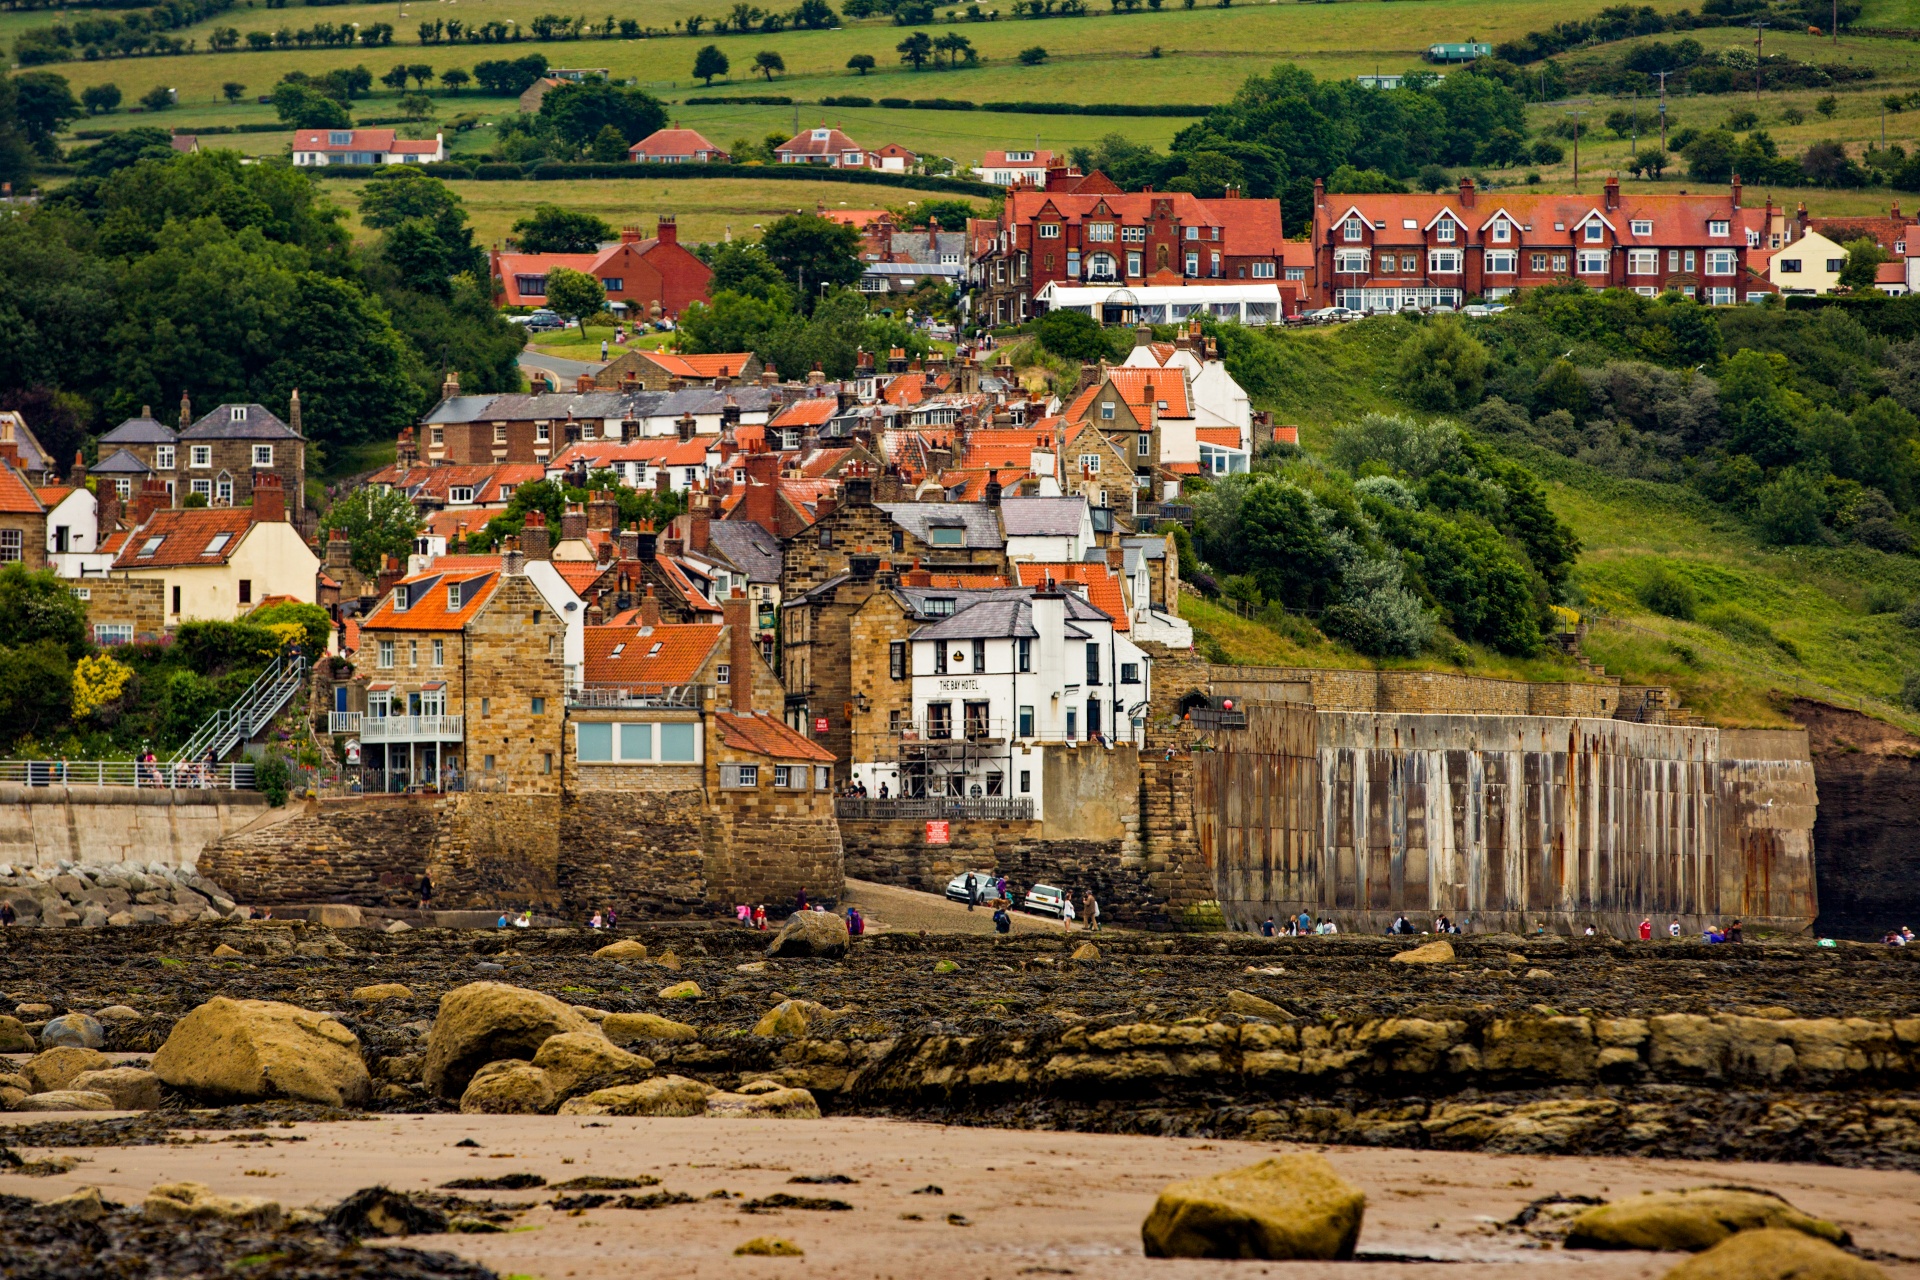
left=1032, top=307, right=1112, bottom=361
left=256, top=752, right=292, bottom=807
left=1901, top=597, right=1920, bottom=629
left=1395, top=318, right=1489, bottom=411
left=1865, top=582, right=1907, bottom=614
left=1903, top=671, right=1920, bottom=712
left=1754, top=468, right=1830, bottom=546
left=1639, top=566, right=1698, bottom=620
left=1701, top=604, right=1792, bottom=656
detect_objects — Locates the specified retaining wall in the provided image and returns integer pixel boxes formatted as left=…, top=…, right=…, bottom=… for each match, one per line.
left=0, top=785, right=272, bottom=871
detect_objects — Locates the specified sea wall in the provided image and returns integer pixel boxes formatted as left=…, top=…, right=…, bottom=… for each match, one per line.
left=0, top=784, right=272, bottom=871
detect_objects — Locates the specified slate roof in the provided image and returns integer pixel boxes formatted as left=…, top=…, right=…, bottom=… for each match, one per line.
left=419, top=395, right=506, bottom=425
left=90, top=448, right=153, bottom=475
left=912, top=598, right=1037, bottom=641
left=180, top=404, right=303, bottom=441
left=705, top=520, right=781, bottom=584
left=879, top=502, right=1006, bottom=549
left=99, top=413, right=176, bottom=445
left=1000, top=496, right=1088, bottom=538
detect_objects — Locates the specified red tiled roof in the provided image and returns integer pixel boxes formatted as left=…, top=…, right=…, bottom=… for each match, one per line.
left=820, top=209, right=888, bottom=229
left=1877, top=260, right=1906, bottom=284
left=642, top=352, right=756, bottom=379
left=1166, top=461, right=1202, bottom=475
left=715, top=710, right=836, bottom=762
left=776, top=125, right=864, bottom=159
left=770, top=396, right=839, bottom=429
left=980, top=149, right=1061, bottom=169
left=629, top=127, right=725, bottom=159
left=1321, top=189, right=1747, bottom=251
left=1195, top=427, right=1245, bottom=450
left=1013, top=562, right=1129, bottom=631
left=552, top=560, right=609, bottom=594
left=112, top=508, right=251, bottom=569
left=33, top=485, right=73, bottom=508
left=293, top=128, right=398, bottom=152
left=0, top=461, right=46, bottom=516
left=1003, top=188, right=1287, bottom=258
left=927, top=572, right=1008, bottom=588
left=582, top=621, right=720, bottom=685
left=361, top=566, right=500, bottom=632
left=960, top=429, right=1063, bottom=471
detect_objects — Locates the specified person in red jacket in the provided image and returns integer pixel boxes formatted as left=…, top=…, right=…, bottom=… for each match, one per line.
left=1639, top=918, right=1653, bottom=941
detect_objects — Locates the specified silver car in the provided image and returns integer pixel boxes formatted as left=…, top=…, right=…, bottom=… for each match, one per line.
left=944, top=870, right=1000, bottom=904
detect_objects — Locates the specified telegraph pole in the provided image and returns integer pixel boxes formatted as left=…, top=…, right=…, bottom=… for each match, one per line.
left=1751, top=18, right=1769, bottom=101
left=1653, top=69, right=1672, bottom=153
left=1567, top=107, right=1587, bottom=190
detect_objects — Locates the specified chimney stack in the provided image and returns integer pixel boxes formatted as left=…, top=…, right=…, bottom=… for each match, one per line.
left=131, top=477, right=169, bottom=527
left=288, top=388, right=302, bottom=438
left=521, top=509, right=551, bottom=560
left=639, top=583, right=662, bottom=627
left=376, top=554, right=404, bottom=599
left=326, top=526, right=353, bottom=572
left=1603, top=174, right=1620, bottom=213
left=904, top=557, right=932, bottom=588
left=503, top=535, right=526, bottom=577
left=588, top=489, right=619, bottom=532
left=69, top=450, right=86, bottom=488
left=1731, top=172, right=1743, bottom=211
left=442, top=369, right=460, bottom=400
left=657, top=214, right=678, bottom=245
left=724, top=586, right=753, bottom=714
left=561, top=502, right=588, bottom=542
left=95, top=482, right=121, bottom=540
left=635, top=519, right=657, bottom=561
left=178, top=392, right=192, bottom=432
left=1458, top=176, right=1476, bottom=209
left=687, top=487, right=711, bottom=552
left=984, top=469, right=1002, bottom=506
left=250, top=471, right=286, bottom=524
left=618, top=524, right=640, bottom=558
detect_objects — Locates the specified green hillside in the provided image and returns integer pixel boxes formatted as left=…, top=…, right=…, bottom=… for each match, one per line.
left=1157, top=310, right=1920, bottom=734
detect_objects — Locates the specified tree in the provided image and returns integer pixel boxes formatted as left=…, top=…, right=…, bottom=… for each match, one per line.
left=897, top=30, right=933, bottom=70
left=934, top=32, right=976, bottom=67
left=14, top=72, right=81, bottom=146
left=272, top=82, right=350, bottom=129
left=538, top=80, right=667, bottom=148
left=0, top=563, right=88, bottom=656
left=471, top=54, right=551, bottom=96
left=754, top=50, right=786, bottom=80
left=1631, top=146, right=1669, bottom=179
left=694, top=44, right=731, bottom=85
left=222, top=81, right=247, bottom=103
left=408, top=64, right=435, bottom=89
left=1839, top=236, right=1890, bottom=291
left=138, top=86, right=175, bottom=113
left=1240, top=481, right=1340, bottom=609
left=1033, top=307, right=1112, bottom=361
left=796, top=0, right=837, bottom=27
left=1755, top=467, right=1830, bottom=545
left=81, top=84, right=122, bottom=116
left=440, top=68, right=470, bottom=93
left=590, top=123, right=629, bottom=162
left=1815, top=94, right=1837, bottom=118
left=1019, top=45, right=1047, bottom=65
left=1395, top=318, right=1488, bottom=411
left=511, top=205, right=615, bottom=253
left=758, top=212, right=863, bottom=304
left=1415, top=163, right=1450, bottom=192
left=317, top=486, right=422, bottom=576
left=545, top=266, right=607, bottom=335
left=400, top=93, right=433, bottom=121
left=0, top=641, right=73, bottom=750
left=707, top=241, right=790, bottom=301
left=382, top=64, right=412, bottom=91
left=847, top=53, right=876, bottom=75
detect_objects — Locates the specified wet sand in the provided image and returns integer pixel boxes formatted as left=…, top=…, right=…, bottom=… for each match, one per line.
left=5, top=1112, right=1918, bottom=1279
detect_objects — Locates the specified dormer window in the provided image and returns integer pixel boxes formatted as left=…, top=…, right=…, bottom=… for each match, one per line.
left=1435, top=219, right=1457, bottom=243
left=230, top=406, right=246, bottom=422
left=394, top=586, right=410, bottom=611
left=1708, top=220, right=1730, bottom=237
left=812, top=129, right=830, bottom=140
left=1038, top=222, right=1061, bottom=239
left=449, top=486, right=474, bottom=504
left=1491, top=220, right=1511, bottom=242
left=328, top=131, right=352, bottom=146
left=1631, top=219, right=1653, bottom=236
left=1342, top=217, right=1364, bottom=242
left=1584, top=222, right=1605, bottom=242
left=447, top=583, right=463, bottom=610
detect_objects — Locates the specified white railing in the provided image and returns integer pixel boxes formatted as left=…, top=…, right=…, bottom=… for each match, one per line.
left=0, top=759, right=257, bottom=790
left=358, top=714, right=465, bottom=740
left=328, top=710, right=362, bottom=734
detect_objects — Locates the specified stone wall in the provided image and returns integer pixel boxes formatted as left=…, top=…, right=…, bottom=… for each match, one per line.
left=1211, top=665, right=1619, bottom=718
left=75, top=579, right=166, bottom=643
left=429, top=792, right=562, bottom=908
left=1, top=785, right=272, bottom=871
left=558, top=789, right=709, bottom=916
left=198, top=795, right=435, bottom=906
left=1792, top=698, right=1920, bottom=939
left=1195, top=703, right=1818, bottom=937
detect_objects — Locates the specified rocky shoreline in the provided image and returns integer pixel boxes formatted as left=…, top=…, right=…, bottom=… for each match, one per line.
left=0, top=862, right=239, bottom=929
left=2, top=922, right=1915, bottom=1170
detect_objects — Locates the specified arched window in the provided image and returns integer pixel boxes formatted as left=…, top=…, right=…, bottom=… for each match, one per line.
left=1085, top=253, right=1118, bottom=281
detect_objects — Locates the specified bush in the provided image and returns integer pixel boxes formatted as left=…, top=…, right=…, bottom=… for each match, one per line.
left=1865, top=582, right=1907, bottom=614
left=1903, top=671, right=1920, bottom=712
left=820, top=94, right=873, bottom=106
left=1701, top=603, right=1793, bottom=656
left=1901, top=597, right=1920, bottom=629
left=255, top=752, right=292, bottom=807
left=1640, top=566, right=1698, bottom=620
left=1754, top=468, right=1830, bottom=545
left=1395, top=318, right=1489, bottom=411
left=1032, top=307, right=1112, bottom=361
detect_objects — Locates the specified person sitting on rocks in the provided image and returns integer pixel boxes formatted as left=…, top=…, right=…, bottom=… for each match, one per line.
left=1728, top=919, right=1743, bottom=943
left=1261, top=916, right=1276, bottom=937
left=752, top=904, right=768, bottom=930
left=736, top=903, right=751, bottom=926
left=0, top=900, right=14, bottom=927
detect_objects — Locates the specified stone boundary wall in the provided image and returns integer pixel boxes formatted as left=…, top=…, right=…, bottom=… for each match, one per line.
left=1, top=785, right=272, bottom=871
left=1210, top=665, right=1620, bottom=719
left=198, top=796, right=437, bottom=907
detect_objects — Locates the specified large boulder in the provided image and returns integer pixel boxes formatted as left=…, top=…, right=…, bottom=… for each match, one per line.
left=1227, top=991, right=1290, bottom=1022
left=1141, top=1154, right=1365, bottom=1260
left=657, top=981, right=703, bottom=1001
left=40, top=1013, right=105, bottom=1050
left=11, top=1090, right=116, bottom=1112
left=0, top=1015, right=34, bottom=1053
left=602, top=1012, right=699, bottom=1045
left=557, top=1075, right=716, bottom=1117
left=68, top=1067, right=163, bottom=1111
left=752, top=999, right=833, bottom=1038
left=528, top=1032, right=652, bottom=1098
left=704, top=1084, right=822, bottom=1119
left=1388, top=940, right=1454, bottom=966
left=149, top=997, right=372, bottom=1108
left=1566, top=1189, right=1849, bottom=1253
left=458, top=1061, right=556, bottom=1115
left=144, top=1181, right=283, bottom=1229
left=1660, top=1228, right=1886, bottom=1279
left=24, top=1046, right=109, bottom=1094
left=422, top=983, right=592, bottom=1100
left=766, top=911, right=848, bottom=959
left=594, top=938, right=649, bottom=961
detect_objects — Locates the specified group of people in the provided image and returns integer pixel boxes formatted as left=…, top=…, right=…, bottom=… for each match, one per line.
left=494, top=908, right=535, bottom=928
left=837, top=780, right=888, bottom=799
left=1259, top=913, right=1340, bottom=936
left=586, top=907, right=621, bottom=929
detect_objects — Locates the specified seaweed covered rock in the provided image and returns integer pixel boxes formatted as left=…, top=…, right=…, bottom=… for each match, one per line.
left=423, top=983, right=590, bottom=1100
left=150, top=998, right=371, bottom=1107
left=1141, top=1154, right=1365, bottom=1260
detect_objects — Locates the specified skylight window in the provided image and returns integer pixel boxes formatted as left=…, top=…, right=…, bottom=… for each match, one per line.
left=138, top=536, right=164, bottom=558
left=609, top=643, right=626, bottom=660
left=204, top=532, right=231, bottom=555
left=647, top=642, right=663, bottom=656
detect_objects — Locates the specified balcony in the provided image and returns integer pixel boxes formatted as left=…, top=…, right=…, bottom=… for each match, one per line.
left=835, top=796, right=1034, bottom=822
left=328, top=711, right=361, bottom=734
left=358, top=714, right=464, bottom=741
left=568, top=682, right=707, bottom=710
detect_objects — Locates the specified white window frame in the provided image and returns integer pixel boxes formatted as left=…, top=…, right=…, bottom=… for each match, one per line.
left=0, top=529, right=19, bottom=562
left=190, top=445, right=212, bottom=468
left=1708, top=220, right=1730, bottom=237
left=1037, top=222, right=1061, bottom=239
left=1078, top=453, right=1102, bottom=474
left=252, top=445, right=273, bottom=467
left=1705, top=249, right=1737, bottom=276
left=1434, top=219, right=1457, bottom=243
left=1121, top=225, right=1145, bottom=243
left=190, top=478, right=212, bottom=499
left=720, top=762, right=759, bottom=789
left=1630, top=219, right=1653, bottom=236
left=155, top=445, right=175, bottom=470
left=1250, top=261, right=1276, bottom=279
left=1707, top=286, right=1736, bottom=305
left=1087, top=222, right=1115, bottom=242
left=1485, top=250, right=1517, bottom=274
left=1342, top=217, right=1365, bottom=242
left=1428, top=249, right=1462, bottom=274
left=449, top=486, right=474, bottom=504
left=1334, top=248, right=1370, bottom=273
left=1584, top=222, right=1605, bottom=243
left=1578, top=249, right=1610, bottom=275
left=1628, top=249, right=1659, bottom=276
left=1490, top=220, right=1511, bottom=243
left=92, top=623, right=134, bottom=645
left=432, top=639, right=444, bottom=667
left=378, top=640, right=395, bottom=668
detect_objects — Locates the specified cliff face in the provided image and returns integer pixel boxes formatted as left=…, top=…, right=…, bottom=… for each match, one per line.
left=1793, top=698, right=1920, bottom=940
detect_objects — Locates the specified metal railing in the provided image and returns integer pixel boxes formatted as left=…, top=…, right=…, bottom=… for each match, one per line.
left=1, top=759, right=257, bottom=790
left=171, top=652, right=307, bottom=766
left=566, top=682, right=707, bottom=709
left=835, top=796, right=1034, bottom=821
left=358, top=714, right=465, bottom=740
left=323, top=763, right=486, bottom=795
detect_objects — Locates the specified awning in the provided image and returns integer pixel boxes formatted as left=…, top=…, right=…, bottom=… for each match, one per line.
left=420, top=680, right=447, bottom=691
left=366, top=682, right=394, bottom=692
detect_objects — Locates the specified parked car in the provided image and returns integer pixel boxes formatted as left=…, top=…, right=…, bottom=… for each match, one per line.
left=944, top=870, right=1000, bottom=903
left=1304, top=307, right=1359, bottom=325
left=510, top=309, right=564, bottom=331
left=1020, top=883, right=1067, bottom=917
